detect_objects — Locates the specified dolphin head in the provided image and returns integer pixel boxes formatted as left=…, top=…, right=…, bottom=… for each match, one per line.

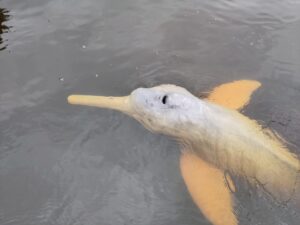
left=68, top=84, right=202, bottom=137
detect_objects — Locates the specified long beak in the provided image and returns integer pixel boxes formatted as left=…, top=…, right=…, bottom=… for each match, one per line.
left=67, top=95, right=132, bottom=114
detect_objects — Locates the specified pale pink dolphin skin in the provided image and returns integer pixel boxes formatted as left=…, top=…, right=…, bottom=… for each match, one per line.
left=68, top=80, right=299, bottom=225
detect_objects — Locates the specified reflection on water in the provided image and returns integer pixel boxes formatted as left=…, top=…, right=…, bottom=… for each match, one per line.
left=1, top=0, right=300, bottom=225
left=0, top=8, right=10, bottom=50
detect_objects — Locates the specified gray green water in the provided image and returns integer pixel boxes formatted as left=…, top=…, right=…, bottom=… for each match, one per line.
left=1, top=0, right=300, bottom=224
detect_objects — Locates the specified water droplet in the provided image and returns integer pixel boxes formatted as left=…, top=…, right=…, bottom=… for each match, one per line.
left=59, top=77, right=64, bottom=82
left=95, top=74, right=99, bottom=78
left=82, top=45, right=86, bottom=49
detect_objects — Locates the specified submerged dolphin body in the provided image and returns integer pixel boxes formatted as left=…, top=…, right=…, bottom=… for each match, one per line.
left=68, top=81, right=300, bottom=225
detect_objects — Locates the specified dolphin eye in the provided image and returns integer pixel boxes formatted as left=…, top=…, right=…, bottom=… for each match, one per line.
left=162, top=95, right=168, bottom=104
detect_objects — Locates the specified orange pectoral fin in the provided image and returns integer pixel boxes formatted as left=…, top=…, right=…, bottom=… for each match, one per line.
left=206, top=80, right=261, bottom=110
left=180, top=152, right=237, bottom=225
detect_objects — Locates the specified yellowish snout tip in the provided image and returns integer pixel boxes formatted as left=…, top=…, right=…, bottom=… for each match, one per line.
left=67, top=95, right=79, bottom=105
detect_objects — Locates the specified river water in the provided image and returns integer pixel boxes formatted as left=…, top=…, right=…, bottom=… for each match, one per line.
left=1, top=0, right=300, bottom=224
